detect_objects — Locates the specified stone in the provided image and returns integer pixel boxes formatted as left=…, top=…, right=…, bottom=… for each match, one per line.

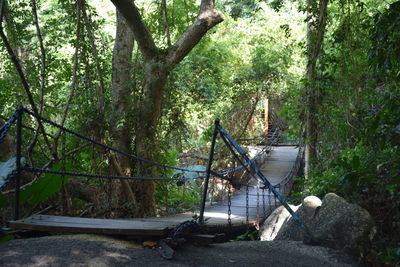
left=259, top=204, right=299, bottom=241
left=307, top=193, right=376, bottom=259
left=275, top=196, right=322, bottom=241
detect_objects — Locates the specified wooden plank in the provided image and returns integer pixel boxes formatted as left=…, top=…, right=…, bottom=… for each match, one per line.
left=9, top=215, right=171, bottom=236
left=24, top=215, right=170, bottom=228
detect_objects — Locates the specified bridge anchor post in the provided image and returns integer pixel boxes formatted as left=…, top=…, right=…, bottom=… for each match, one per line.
left=14, top=106, right=23, bottom=221
left=199, top=118, right=219, bottom=224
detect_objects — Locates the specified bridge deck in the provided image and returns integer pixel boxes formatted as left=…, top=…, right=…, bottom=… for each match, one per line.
left=8, top=146, right=298, bottom=236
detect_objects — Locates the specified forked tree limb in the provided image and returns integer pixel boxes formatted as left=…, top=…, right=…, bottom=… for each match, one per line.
left=110, top=0, right=158, bottom=61
left=166, top=6, right=224, bottom=65
left=110, top=0, right=224, bottom=65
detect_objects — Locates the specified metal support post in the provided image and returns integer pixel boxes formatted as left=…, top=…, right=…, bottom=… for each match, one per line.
left=199, top=118, right=219, bottom=224
left=14, top=106, right=22, bottom=221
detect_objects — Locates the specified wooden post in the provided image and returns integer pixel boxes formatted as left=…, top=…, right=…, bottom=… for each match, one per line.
left=263, top=98, right=269, bottom=135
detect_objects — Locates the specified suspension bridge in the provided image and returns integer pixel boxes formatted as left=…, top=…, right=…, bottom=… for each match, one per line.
left=0, top=106, right=304, bottom=239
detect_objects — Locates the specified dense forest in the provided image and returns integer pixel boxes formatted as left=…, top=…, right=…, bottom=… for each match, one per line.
left=0, top=0, right=399, bottom=264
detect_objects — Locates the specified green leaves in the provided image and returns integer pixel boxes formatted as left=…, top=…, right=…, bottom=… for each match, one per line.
left=19, top=163, right=68, bottom=206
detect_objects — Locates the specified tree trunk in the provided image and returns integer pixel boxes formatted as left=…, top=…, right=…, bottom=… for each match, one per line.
left=134, top=59, right=169, bottom=217
left=110, top=0, right=223, bottom=217
left=304, top=0, right=328, bottom=178
left=110, top=10, right=135, bottom=213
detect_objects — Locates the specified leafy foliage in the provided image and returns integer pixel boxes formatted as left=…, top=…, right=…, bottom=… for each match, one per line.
left=284, top=0, right=400, bottom=264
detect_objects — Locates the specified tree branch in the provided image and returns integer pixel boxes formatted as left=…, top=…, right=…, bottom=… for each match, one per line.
left=166, top=0, right=224, bottom=65
left=82, top=1, right=106, bottom=142
left=42, top=143, right=89, bottom=169
left=110, top=0, right=158, bottom=60
left=108, top=152, right=136, bottom=204
left=53, top=0, right=83, bottom=150
left=27, top=0, right=47, bottom=165
left=238, top=93, right=260, bottom=139
left=31, top=0, right=46, bottom=114
left=0, top=0, right=52, bottom=152
left=161, top=0, right=171, bottom=46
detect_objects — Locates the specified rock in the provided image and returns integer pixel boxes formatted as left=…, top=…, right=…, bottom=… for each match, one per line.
left=275, top=196, right=322, bottom=241
left=0, top=236, right=356, bottom=266
left=307, top=193, right=376, bottom=259
left=259, top=204, right=299, bottom=241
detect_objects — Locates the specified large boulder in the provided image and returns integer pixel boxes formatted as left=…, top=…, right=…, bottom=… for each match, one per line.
left=259, top=204, right=299, bottom=241
left=259, top=196, right=321, bottom=241
left=307, top=193, right=376, bottom=259
left=275, top=196, right=322, bottom=241
left=259, top=193, right=376, bottom=261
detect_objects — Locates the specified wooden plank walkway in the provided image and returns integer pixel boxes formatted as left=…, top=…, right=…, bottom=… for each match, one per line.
left=200, top=145, right=298, bottom=229
left=8, top=146, right=299, bottom=236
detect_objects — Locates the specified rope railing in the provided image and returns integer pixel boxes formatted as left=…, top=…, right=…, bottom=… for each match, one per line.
left=2, top=105, right=302, bottom=230
left=22, top=167, right=201, bottom=181
left=18, top=106, right=276, bottom=178
left=216, top=127, right=280, bottom=176
left=21, top=107, right=207, bottom=175
left=197, top=119, right=308, bottom=233
left=1, top=106, right=279, bottom=188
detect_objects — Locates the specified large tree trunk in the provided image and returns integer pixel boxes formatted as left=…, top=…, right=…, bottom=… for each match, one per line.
left=304, top=0, right=328, bottom=178
left=110, top=0, right=223, bottom=217
left=110, top=10, right=136, bottom=213
left=134, top=59, right=168, bottom=217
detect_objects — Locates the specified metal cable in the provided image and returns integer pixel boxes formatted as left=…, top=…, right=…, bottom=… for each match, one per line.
left=21, top=108, right=206, bottom=174
left=262, top=188, right=266, bottom=217
left=217, top=128, right=280, bottom=176
left=0, top=108, right=19, bottom=145
left=23, top=166, right=204, bottom=181
left=227, top=182, right=232, bottom=227
left=246, top=184, right=249, bottom=225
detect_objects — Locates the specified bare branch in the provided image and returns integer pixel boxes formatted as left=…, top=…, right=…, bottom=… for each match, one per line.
left=27, top=0, right=47, bottom=165
left=200, top=0, right=215, bottom=12
left=110, top=0, right=158, bottom=60
left=81, top=1, right=106, bottom=141
left=166, top=0, right=224, bottom=65
left=238, top=93, right=260, bottom=139
left=161, top=0, right=171, bottom=46
left=0, top=0, right=52, bottom=152
left=42, top=143, right=89, bottom=169
left=53, top=0, right=83, bottom=149
left=108, top=152, right=136, bottom=203
left=30, top=0, right=46, bottom=113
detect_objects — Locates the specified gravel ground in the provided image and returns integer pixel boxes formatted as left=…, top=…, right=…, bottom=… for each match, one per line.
left=0, top=235, right=357, bottom=266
